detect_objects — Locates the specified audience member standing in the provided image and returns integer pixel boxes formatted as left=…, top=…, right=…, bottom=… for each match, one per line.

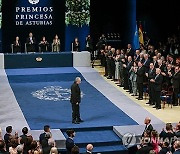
left=146, top=63, right=156, bottom=105
left=150, top=68, right=163, bottom=109
left=172, top=66, right=180, bottom=106
left=66, top=129, right=75, bottom=154
left=136, top=61, right=145, bottom=100
left=19, top=127, right=33, bottom=154
left=4, top=126, right=13, bottom=152
left=142, top=117, right=153, bottom=137
left=86, top=34, right=93, bottom=60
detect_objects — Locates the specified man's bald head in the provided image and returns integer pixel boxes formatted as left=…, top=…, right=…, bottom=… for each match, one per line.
left=86, top=144, right=93, bottom=151
left=144, top=117, right=151, bottom=125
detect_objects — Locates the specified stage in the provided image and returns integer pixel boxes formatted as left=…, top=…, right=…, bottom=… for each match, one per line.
left=0, top=51, right=91, bottom=69
left=0, top=65, right=165, bottom=153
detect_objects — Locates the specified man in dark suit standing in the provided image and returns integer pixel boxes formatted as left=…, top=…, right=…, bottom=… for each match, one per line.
left=66, top=129, right=75, bottom=154
left=172, top=66, right=180, bottom=106
left=26, top=32, right=36, bottom=52
left=146, top=63, right=156, bottom=105
left=39, top=125, right=51, bottom=145
left=142, top=117, right=153, bottom=137
left=136, top=61, right=145, bottom=100
left=150, top=68, right=163, bottom=109
left=70, top=77, right=83, bottom=124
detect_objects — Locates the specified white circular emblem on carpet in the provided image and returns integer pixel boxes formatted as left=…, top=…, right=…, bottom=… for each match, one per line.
left=31, top=86, right=84, bottom=101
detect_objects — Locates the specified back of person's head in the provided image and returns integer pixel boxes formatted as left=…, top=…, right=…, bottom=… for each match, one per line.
left=0, top=140, right=5, bottom=150
left=71, top=145, right=79, bottom=154
left=44, top=125, right=50, bottom=132
left=66, top=129, right=75, bottom=137
left=166, top=123, right=173, bottom=131
left=151, top=130, right=158, bottom=138
left=10, top=137, right=18, bottom=148
left=16, top=144, right=24, bottom=154
left=6, top=125, right=12, bottom=133
left=50, top=147, right=58, bottom=154
left=30, top=140, right=38, bottom=150
left=22, top=127, right=28, bottom=135
left=26, top=135, right=33, bottom=146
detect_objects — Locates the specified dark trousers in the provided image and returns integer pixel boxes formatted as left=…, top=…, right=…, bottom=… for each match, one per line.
left=72, top=103, right=80, bottom=121
left=154, top=91, right=161, bottom=108
left=148, top=82, right=155, bottom=104
left=137, top=83, right=143, bottom=99
left=173, top=88, right=179, bottom=105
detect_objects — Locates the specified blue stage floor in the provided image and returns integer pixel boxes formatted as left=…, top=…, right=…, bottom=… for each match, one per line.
left=6, top=67, right=137, bottom=130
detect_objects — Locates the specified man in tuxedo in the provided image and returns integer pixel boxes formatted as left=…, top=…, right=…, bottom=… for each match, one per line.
left=66, top=129, right=75, bottom=154
left=172, top=66, right=180, bottom=106
left=26, top=32, right=36, bottom=52
left=70, top=77, right=83, bottom=124
left=150, top=68, right=163, bottom=109
left=86, top=144, right=93, bottom=154
left=136, top=61, right=145, bottom=100
left=142, top=117, right=153, bottom=137
left=146, top=63, right=156, bottom=105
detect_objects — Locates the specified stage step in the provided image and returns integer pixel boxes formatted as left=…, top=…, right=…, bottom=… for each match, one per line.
left=61, top=127, right=128, bottom=154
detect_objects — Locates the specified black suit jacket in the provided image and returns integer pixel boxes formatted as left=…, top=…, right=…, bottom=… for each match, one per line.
left=154, top=74, right=163, bottom=91
left=172, top=72, right=180, bottom=89
left=26, top=37, right=36, bottom=44
left=148, top=69, right=156, bottom=81
left=142, top=124, right=153, bottom=137
left=70, top=82, right=81, bottom=104
left=143, top=59, right=151, bottom=72
left=136, top=66, right=145, bottom=83
left=66, top=138, right=75, bottom=154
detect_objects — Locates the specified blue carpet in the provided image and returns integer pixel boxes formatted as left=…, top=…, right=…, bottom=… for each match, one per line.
left=6, top=67, right=137, bottom=130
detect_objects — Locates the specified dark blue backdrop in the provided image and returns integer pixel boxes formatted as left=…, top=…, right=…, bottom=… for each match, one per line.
left=1, top=0, right=90, bottom=53
left=65, top=25, right=89, bottom=51
left=2, top=0, right=65, bottom=53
